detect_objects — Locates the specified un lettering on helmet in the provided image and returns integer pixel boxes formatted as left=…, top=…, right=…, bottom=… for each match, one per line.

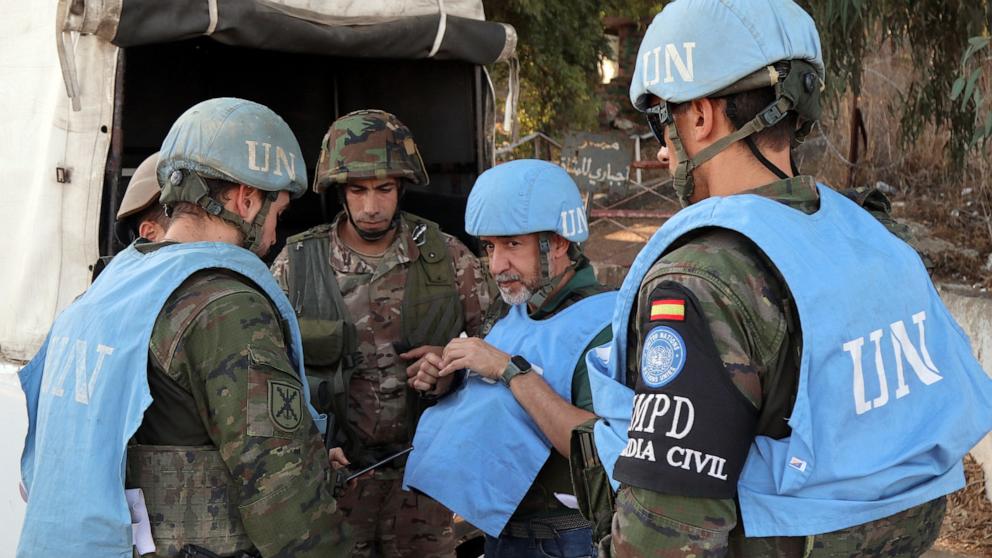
left=641, top=43, right=696, bottom=88
left=629, top=0, right=823, bottom=108
left=245, top=140, right=297, bottom=182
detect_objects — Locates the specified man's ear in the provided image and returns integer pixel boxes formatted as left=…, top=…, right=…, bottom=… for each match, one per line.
left=137, top=220, right=162, bottom=242
left=232, top=184, right=261, bottom=218
left=549, top=233, right=571, bottom=259
left=687, top=97, right=725, bottom=143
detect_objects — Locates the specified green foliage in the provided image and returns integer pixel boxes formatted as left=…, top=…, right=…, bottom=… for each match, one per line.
left=797, top=0, right=990, bottom=162
left=484, top=0, right=665, bottom=135
left=485, top=0, right=612, bottom=133
left=488, top=0, right=989, bottom=161
left=950, top=36, right=991, bottom=150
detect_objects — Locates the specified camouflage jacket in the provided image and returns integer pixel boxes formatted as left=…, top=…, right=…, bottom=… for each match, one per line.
left=611, top=177, right=945, bottom=557
left=271, top=212, right=491, bottom=466
left=133, top=243, right=350, bottom=558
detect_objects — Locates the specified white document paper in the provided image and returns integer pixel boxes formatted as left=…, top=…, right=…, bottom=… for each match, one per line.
left=554, top=493, right=580, bottom=510
left=125, top=488, right=156, bottom=555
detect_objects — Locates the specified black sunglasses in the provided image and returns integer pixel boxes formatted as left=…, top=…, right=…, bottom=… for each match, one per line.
left=644, top=102, right=672, bottom=147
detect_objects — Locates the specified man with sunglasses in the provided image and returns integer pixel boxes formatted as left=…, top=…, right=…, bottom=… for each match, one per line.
left=583, top=1, right=992, bottom=557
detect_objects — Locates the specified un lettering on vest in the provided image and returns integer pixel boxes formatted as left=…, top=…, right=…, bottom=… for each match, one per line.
left=559, top=206, right=588, bottom=239
left=38, top=336, right=115, bottom=405
left=245, top=140, right=296, bottom=181
left=620, top=392, right=729, bottom=481
left=642, top=43, right=696, bottom=86
left=843, top=310, right=944, bottom=415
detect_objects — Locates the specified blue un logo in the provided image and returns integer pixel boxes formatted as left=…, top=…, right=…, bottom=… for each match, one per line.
left=640, top=326, right=687, bottom=388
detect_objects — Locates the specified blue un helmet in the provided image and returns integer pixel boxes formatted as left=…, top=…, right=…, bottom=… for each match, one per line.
left=158, top=97, right=307, bottom=252
left=630, top=0, right=824, bottom=206
left=466, top=159, right=588, bottom=307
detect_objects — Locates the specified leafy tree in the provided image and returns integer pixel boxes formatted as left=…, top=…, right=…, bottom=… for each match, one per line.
left=483, top=0, right=662, bottom=136
left=790, top=1, right=989, bottom=161
left=488, top=0, right=990, bottom=160
left=485, top=0, right=610, bottom=135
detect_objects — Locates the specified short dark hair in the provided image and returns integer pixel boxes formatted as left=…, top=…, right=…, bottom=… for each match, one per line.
left=721, top=87, right=797, bottom=150
left=669, top=88, right=797, bottom=150
left=136, top=204, right=169, bottom=229
left=167, top=177, right=240, bottom=220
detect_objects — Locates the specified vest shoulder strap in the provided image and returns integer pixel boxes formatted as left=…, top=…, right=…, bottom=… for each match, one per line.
left=401, top=212, right=449, bottom=266
left=285, top=226, right=348, bottom=322
left=287, top=223, right=334, bottom=245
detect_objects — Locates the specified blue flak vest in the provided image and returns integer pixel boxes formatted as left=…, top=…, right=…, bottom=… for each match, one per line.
left=18, top=242, right=323, bottom=558
left=590, top=184, right=992, bottom=537
left=403, top=291, right=616, bottom=537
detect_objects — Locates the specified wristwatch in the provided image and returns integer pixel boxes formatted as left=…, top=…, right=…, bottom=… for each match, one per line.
left=500, top=355, right=532, bottom=386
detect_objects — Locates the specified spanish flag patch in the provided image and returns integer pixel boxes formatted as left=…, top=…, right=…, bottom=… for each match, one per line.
left=650, top=298, right=685, bottom=321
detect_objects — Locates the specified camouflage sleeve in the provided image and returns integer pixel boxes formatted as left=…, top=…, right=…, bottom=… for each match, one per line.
left=609, top=231, right=789, bottom=557
left=269, top=244, right=291, bottom=293
left=166, top=286, right=350, bottom=557
left=632, top=231, right=789, bottom=405
left=446, top=235, right=492, bottom=337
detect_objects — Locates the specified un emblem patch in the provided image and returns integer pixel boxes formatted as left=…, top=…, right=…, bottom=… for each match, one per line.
left=268, top=379, right=303, bottom=432
left=640, top=326, right=687, bottom=388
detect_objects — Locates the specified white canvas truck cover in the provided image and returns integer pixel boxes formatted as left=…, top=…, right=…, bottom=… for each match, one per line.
left=0, top=1, right=513, bottom=553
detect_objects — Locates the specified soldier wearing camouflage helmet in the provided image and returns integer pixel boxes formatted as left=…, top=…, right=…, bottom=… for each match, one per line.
left=115, top=152, right=169, bottom=244
left=403, top=160, right=616, bottom=558
left=270, top=109, right=491, bottom=558
left=581, top=1, right=992, bottom=557
left=18, top=98, right=351, bottom=558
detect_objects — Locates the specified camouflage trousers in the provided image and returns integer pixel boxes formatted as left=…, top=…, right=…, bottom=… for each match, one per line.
left=337, top=472, right=456, bottom=558
left=601, top=486, right=946, bottom=558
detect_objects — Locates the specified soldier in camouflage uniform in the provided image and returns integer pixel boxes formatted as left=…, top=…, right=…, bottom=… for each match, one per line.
left=17, top=98, right=351, bottom=558
left=583, top=1, right=992, bottom=556
left=270, top=109, right=490, bottom=558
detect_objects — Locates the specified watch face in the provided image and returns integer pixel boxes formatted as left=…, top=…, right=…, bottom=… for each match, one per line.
left=510, top=355, right=531, bottom=371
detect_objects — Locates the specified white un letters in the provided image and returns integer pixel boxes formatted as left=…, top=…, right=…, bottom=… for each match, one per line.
left=39, top=336, right=115, bottom=405
left=246, top=140, right=297, bottom=181
left=559, top=206, right=588, bottom=239
left=642, top=42, right=696, bottom=86
left=843, top=311, right=943, bottom=415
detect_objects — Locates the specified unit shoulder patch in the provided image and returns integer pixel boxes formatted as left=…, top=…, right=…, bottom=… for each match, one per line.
left=268, top=379, right=303, bottom=432
left=641, top=325, right=687, bottom=388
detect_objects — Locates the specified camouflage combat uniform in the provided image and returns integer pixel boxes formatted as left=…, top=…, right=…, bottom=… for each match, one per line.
left=606, top=177, right=946, bottom=558
left=270, top=212, right=490, bottom=558
left=128, top=242, right=351, bottom=558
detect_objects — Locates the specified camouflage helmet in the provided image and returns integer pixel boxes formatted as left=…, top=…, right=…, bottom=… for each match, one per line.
left=117, top=152, right=161, bottom=220
left=313, top=110, right=429, bottom=192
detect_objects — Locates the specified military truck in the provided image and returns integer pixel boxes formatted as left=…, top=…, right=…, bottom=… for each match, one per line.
left=0, top=1, right=514, bottom=553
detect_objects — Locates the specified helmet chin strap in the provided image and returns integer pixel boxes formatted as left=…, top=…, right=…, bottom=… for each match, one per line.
left=526, top=233, right=574, bottom=311
left=338, top=184, right=403, bottom=242
left=665, top=92, right=797, bottom=207
left=176, top=184, right=275, bottom=254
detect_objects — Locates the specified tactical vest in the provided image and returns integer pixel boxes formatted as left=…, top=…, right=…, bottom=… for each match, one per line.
left=18, top=242, right=319, bottom=558
left=595, top=184, right=992, bottom=536
left=285, top=212, right=463, bottom=463
left=127, top=446, right=252, bottom=557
